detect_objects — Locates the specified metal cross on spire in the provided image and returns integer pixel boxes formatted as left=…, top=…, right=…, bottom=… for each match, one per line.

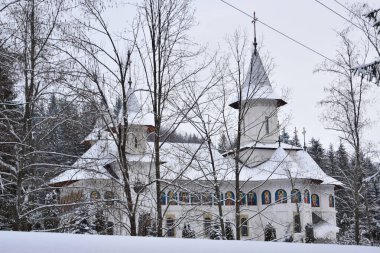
left=302, top=127, right=307, bottom=151
left=252, top=12, right=258, bottom=55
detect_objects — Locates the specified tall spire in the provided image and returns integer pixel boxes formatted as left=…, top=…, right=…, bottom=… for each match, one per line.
left=252, top=12, right=258, bottom=55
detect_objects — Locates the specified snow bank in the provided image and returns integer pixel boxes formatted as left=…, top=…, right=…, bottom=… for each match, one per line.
left=0, top=231, right=378, bottom=253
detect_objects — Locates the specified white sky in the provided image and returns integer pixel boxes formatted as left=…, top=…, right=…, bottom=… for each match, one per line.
left=106, top=0, right=380, bottom=153
left=190, top=0, right=380, bottom=152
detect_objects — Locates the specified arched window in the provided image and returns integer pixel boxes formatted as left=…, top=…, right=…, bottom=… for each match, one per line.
left=190, top=192, right=201, bottom=205
left=106, top=221, right=114, bottom=235
left=311, top=194, right=320, bottom=207
left=167, top=191, right=178, bottom=205
left=247, top=191, right=257, bottom=206
left=239, top=192, right=246, bottom=206
left=304, top=190, right=310, bottom=204
left=134, top=135, right=138, bottom=148
left=241, top=217, right=249, bottom=236
left=225, top=191, right=235, bottom=206
left=161, top=192, right=167, bottom=205
left=166, top=217, right=175, bottom=237
left=291, top=189, right=301, bottom=203
left=219, top=192, right=224, bottom=206
left=275, top=189, right=287, bottom=203
left=104, top=191, right=114, bottom=206
left=329, top=194, right=335, bottom=208
left=180, top=192, right=189, bottom=205
left=262, top=190, right=271, bottom=205
left=90, top=191, right=100, bottom=200
left=201, top=192, right=212, bottom=206
left=204, top=216, right=212, bottom=237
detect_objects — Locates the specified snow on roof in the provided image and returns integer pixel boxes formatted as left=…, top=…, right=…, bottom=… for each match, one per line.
left=116, top=87, right=154, bottom=127
left=157, top=142, right=233, bottom=182
left=290, top=151, right=343, bottom=186
left=51, top=138, right=153, bottom=183
left=229, top=51, right=286, bottom=108
left=54, top=135, right=343, bottom=186
left=239, top=141, right=303, bottom=151
left=159, top=143, right=342, bottom=185
left=235, top=147, right=342, bottom=185
left=1, top=231, right=378, bottom=253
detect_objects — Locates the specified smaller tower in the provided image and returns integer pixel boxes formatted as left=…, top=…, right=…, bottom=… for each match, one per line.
left=229, top=14, right=286, bottom=145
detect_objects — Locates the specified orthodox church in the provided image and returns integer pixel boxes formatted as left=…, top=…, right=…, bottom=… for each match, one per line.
left=51, top=39, right=342, bottom=241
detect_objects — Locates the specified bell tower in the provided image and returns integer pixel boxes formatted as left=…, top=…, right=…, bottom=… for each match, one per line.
left=229, top=13, right=286, bottom=146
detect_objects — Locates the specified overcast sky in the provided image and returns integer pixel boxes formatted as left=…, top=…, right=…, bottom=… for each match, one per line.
left=186, top=0, right=380, bottom=152
left=109, top=0, right=380, bottom=152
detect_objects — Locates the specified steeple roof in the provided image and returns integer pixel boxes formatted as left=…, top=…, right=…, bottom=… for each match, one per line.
left=229, top=50, right=286, bottom=109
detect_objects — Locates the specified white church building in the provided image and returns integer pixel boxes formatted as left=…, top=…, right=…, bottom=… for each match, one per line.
left=51, top=43, right=342, bottom=242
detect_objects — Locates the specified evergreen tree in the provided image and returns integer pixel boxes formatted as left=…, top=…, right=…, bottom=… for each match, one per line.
left=279, top=128, right=290, bottom=144
left=307, top=138, right=326, bottom=170
left=290, top=127, right=301, bottom=147
left=209, top=222, right=222, bottom=240
left=305, top=223, right=315, bottom=243
left=264, top=223, right=276, bottom=241
left=182, top=223, right=195, bottom=238
left=326, top=144, right=336, bottom=176
left=225, top=221, right=234, bottom=240
left=335, top=143, right=350, bottom=181
left=113, top=96, right=122, bottom=117
left=217, top=132, right=228, bottom=152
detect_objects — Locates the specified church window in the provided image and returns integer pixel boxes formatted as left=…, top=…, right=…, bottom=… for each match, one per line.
left=161, top=192, right=167, bottom=205
left=291, top=189, right=301, bottom=203
left=219, top=192, right=224, bottom=206
left=247, top=191, right=257, bottom=206
left=262, top=190, right=271, bottom=205
left=311, top=194, right=320, bottom=207
left=241, top=217, right=249, bottom=236
left=294, top=214, right=301, bottom=233
left=166, top=217, right=175, bottom=237
left=106, top=221, right=114, bottom=235
left=304, top=190, right=310, bottom=204
left=204, top=216, right=212, bottom=237
left=225, top=191, right=235, bottom=206
left=329, top=194, right=335, bottom=208
left=201, top=192, right=212, bottom=206
left=275, top=189, right=287, bottom=203
left=134, top=135, right=138, bottom=148
left=190, top=192, right=201, bottom=205
left=265, top=116, right=270, bottom=134
left=90, top=191, right=100, bottom=200
left=239, top=192, right=246, bottom=206
left=104, top=191, right=114, bottom=205
left=180, top=192, right=189, bottom=205
left=167, top=191, right=178, bottom=205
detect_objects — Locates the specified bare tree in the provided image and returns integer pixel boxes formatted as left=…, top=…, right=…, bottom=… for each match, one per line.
left=56, top=0, right=146, bottom=235
left=136, top=0, right=209, bottom=237
left=0, top=0, right=77, bottom=231
left=317, top=30, right=374, bottom=245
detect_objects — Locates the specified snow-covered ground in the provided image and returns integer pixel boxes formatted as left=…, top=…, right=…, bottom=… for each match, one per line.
left=0, top=231, right=378, bottom=253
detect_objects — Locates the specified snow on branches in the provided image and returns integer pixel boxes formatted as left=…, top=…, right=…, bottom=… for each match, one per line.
left=352, top=60, right=380, bottom=85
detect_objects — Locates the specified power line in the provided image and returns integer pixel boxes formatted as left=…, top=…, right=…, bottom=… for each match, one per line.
left=219, top=0, right=339, bottom=65
left=333, top=0, right=373, bottom=27
left=312, top=0, right=378, bottom=41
